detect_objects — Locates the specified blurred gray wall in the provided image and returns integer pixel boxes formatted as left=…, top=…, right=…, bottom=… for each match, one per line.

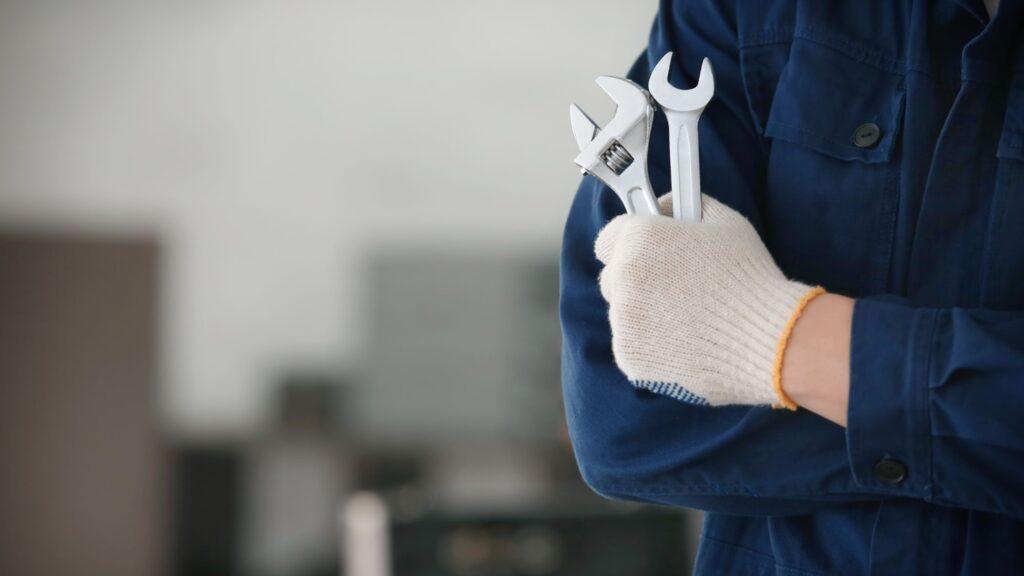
left=0, top=0, right=657, bottom=436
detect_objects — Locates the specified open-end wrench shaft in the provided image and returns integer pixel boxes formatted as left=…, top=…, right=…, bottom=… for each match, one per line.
left=667, top=113, right=702, bottom=222
left=648, top=53, right=715, bottom=223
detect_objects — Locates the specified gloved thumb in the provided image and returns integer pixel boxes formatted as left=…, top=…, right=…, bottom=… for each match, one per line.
left=656, top=193, right=673, bottom=217
left=700, top=194, right=748, bottom=226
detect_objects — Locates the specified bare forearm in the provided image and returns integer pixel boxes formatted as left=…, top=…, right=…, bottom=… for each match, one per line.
left=781, top=293, right=855, bottom=427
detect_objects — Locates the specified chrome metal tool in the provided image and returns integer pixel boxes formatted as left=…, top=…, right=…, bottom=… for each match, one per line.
left=648, top=52, right=715, bottom=222
left=569, top=76, right=660, bottom=216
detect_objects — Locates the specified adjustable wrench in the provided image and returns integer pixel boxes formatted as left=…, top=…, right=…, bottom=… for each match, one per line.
left=569, top=76, right=660, bottom=216
left=648, top=53, right=715, bottom=223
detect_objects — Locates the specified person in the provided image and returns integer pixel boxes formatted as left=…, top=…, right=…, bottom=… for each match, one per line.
left=559, top=0, right=1024, bottom=574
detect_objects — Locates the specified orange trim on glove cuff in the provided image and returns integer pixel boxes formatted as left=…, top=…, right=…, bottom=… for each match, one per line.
left=771, top=286, right=827, bottom=410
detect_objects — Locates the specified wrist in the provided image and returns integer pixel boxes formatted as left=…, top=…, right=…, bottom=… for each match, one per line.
left=780, top=293, right=854, bottom=426
left=771, top=286, right=826, bottom=410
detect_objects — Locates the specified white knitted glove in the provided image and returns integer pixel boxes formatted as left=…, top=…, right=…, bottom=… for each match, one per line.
left=595, top=194, right=823, bottom=409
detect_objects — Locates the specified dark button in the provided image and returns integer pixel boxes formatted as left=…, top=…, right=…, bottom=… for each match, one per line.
left=873, top=458, right=907, bottom=485
left=853, top=122, right=882, bottom=148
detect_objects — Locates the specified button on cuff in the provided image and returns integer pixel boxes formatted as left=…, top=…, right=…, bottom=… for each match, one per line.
left=846, top=297, right=937, bottom=496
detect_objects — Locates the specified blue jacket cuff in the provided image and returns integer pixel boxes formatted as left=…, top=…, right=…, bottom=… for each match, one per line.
left=846, top=296, right=938, bottom=498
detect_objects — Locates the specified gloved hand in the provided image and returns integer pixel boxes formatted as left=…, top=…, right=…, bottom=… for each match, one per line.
left=594, top=194, right=823, bottom=409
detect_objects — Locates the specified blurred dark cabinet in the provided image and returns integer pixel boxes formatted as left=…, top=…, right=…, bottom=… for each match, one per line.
left=391, top=509, right=691, bottom=576
left=0, top=234, right=165, bottom=576
left=172, top=446, right=241, bottom=576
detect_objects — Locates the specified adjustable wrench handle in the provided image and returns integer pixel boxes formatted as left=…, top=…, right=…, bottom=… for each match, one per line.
left=622, top=185, right=661, bottom=216
left=666, top=112, right=703, bottom=223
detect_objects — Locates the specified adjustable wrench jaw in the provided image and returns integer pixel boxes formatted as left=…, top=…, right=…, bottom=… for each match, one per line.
left=569, top=76, right=660, bottom=216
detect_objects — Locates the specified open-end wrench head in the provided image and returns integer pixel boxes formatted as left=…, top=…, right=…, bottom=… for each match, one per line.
left=569, top=103, right=599, bottom=151
left=649, top=53, right=715, bottom=111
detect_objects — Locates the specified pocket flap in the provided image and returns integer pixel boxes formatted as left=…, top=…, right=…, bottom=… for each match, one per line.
left=764, top=40, right=905, bottom=164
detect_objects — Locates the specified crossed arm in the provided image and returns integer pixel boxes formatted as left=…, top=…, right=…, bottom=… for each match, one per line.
left=561, top=0, right=1024, bottom=521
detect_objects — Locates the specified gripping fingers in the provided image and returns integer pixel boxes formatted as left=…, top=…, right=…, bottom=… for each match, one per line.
left=594, top=214, right=632, bottom=265
left=700, top=194, right=748, bottom=226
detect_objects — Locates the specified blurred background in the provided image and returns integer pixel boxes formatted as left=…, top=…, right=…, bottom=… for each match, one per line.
left=0, top=0, right=702, bottom=574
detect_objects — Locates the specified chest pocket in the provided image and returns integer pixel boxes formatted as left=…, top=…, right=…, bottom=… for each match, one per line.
left=741, top=36, right=905, bottom=296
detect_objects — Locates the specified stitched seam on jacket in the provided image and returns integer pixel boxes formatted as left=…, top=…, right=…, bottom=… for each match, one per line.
left=922, top=309, right=940, bottom=502
left=701, top=534, right=776, bottom=560
left=593, top=482, right=895, bottom=498
left=763, top=121, right=892, bottom=161
left=793, top=28, right=904, bottom=74
left=738, top=26, right=794, bottom=49
left=702, top=535, right=833, bottom=576
left=740, top=17, right=1023, bottom=84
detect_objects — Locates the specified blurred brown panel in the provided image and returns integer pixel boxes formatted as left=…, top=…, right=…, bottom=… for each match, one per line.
left=0, top=234, right=165, bottom=576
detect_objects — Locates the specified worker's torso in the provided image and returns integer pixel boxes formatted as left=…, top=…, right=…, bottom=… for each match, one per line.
left=695, top=1, right=1024, bottom=574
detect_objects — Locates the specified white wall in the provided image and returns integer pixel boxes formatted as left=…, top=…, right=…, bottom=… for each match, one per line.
left=0, top=0, right=658, bottom=436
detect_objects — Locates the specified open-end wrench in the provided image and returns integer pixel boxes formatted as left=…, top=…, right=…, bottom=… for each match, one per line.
left=649, top=52, right=715, bottom=222
left=569, top=76, right=660, bottom=216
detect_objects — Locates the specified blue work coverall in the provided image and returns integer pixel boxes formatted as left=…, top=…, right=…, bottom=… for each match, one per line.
left=560, top=1, right=1024, bottom=574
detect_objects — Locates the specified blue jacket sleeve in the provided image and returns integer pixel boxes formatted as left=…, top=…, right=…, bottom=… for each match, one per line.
left=847, top=297, right=1024, bottom=519
left=563, top=0, right=1024, bottom=521
left=561, top=0, right=886, bottom=516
